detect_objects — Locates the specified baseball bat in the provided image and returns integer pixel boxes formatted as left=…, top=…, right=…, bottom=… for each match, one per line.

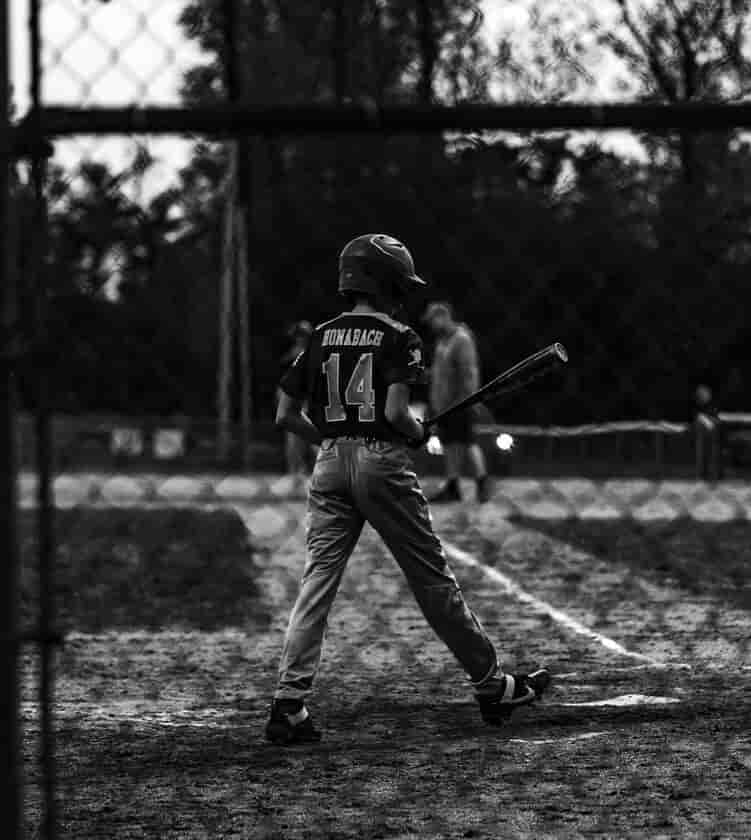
left=424, top=342, right=568, bottom=427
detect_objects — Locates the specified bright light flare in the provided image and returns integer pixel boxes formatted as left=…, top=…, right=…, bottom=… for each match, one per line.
left=427, top=435, right=444, bottom=456
left=496, top=433, right=514, bottom=452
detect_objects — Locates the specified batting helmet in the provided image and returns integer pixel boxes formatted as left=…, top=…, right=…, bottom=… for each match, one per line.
left=338, top=234, right=427, bottom=300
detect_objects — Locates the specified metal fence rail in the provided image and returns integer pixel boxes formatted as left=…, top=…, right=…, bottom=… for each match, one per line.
left=16, top=101, right=751, bottom=142
left=9, top=411, right=728, bottom=480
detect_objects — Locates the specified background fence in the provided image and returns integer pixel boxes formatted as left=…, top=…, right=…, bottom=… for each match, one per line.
left=5, top=1, right=751, bottom=838
left=10, top=0, right=751, bottom=439
left=10, top=411, right=728, bottom=480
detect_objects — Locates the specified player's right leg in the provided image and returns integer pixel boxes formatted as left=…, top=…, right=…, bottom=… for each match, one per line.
left=267, top=441, right=364, bottom=744
left=474, top=668, right=551, bottom=725
left=355, top=441, right=548, bottom=723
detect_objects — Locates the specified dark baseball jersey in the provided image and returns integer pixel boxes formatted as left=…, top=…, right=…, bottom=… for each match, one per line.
left=279, top=312, right=424, bottom=441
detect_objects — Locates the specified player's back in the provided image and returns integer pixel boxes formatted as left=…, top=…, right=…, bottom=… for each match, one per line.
left=294, top=311, right=422, bottom=442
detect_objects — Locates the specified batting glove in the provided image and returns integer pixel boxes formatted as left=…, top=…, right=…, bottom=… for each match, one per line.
left=406, top=420, right=430, bottom=449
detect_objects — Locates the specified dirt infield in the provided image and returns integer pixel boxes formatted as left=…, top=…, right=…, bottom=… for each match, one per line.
left=19, top=498, right=751, bottom=839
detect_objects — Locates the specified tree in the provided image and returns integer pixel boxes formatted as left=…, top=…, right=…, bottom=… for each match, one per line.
left=27, top=0, right=751, bottom=423
left=8, top=151, right=221, bottom=415
left=603, top=1, right=751, bottom=103
left=175, top=0, right=494, bottom=420
left=490, top=0, right=602, bottom=102
left=601, top=0, right=751, bottom=182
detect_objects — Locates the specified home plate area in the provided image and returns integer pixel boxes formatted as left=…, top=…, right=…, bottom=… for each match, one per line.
left=19, top=476, right=751, bottom=839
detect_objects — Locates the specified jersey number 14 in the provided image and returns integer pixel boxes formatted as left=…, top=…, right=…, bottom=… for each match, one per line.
left=323, top=353, right=376, bottom=422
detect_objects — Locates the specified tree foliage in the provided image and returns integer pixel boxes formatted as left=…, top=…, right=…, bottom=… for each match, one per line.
left=15, top=0, right=751, bottom=425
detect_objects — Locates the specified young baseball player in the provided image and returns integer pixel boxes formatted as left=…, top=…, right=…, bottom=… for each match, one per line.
left=266, top=234, right=549, bottom=745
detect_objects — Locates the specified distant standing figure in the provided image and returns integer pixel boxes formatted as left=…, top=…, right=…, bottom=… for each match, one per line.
left=280, top=321, right=316, bottom=480
left=423, top=301, right=490, bottom=503
left=694, top=383, right=722, bottom=480
left=695, top=384, right=716, bottom=415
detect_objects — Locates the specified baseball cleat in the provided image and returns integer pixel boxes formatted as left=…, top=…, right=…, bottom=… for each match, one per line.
left=265, top=700, right=322, bottom=745
left=476, top=668, right=551, bottom=726
left=428, top=481, right=462, bottom=503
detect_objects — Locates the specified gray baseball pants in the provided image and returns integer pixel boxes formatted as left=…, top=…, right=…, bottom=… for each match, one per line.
left=274, top=437, right=499, bottom=700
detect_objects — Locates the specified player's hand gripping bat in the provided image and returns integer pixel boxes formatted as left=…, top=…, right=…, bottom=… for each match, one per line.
left=424, top=342, right=569, bottom=428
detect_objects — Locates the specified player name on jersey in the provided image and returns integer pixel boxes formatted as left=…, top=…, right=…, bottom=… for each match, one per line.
left=321, top=327, right=385, bottom=348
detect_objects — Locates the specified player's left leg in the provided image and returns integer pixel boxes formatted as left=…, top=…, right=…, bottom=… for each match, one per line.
left=267, top=442, right=364, bottom=744
left=273, top=497, right=363, bottom=702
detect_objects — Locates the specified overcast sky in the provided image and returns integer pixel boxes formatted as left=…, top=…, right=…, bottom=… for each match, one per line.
left=10, top=0, right=639, bottom=195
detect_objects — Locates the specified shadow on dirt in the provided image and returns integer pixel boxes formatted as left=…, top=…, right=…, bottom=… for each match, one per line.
left=52, top=693, right=720, bottom=777
left=512, top=517, right=751, bottom=611
left=334, top=693, right=709, bottom=737
left=19, top=508, right=272, bottom=632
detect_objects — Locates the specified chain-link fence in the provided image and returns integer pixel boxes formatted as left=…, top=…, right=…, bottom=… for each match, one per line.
left=10, top=2, right=751, bottom=474
left=5, top=1, right=751, bottom=838
left=11, top=0, right=751, bottom=449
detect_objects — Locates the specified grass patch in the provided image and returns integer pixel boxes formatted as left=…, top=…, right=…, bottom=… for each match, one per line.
left=515, top=518, right=751, bottom=609
left=19, top=507, right=270, bottom=632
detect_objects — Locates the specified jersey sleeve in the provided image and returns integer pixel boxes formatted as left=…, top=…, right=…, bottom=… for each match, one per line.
left=279, top=342, right=311, bottom=400
left=383, top=328, right=426, bottom=387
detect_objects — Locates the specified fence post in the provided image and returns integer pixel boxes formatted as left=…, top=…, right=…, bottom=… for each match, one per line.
left=217, top=151, right=236, bottom=462
left=654, top=430, right=664, bottom=479
left=236, top=206, right=251, bottom=467
left=0, top=0, right=23, bottom=832
left=29, top=0, right=59, bottom=833
left=544, top=434, right=554, bottom=469
left=710, top=418, right=722, bottom=481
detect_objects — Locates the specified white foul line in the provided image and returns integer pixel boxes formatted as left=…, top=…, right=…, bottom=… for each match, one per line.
left=559, top=694, right=680, bottom=708
left=442, top=539, right=666, bottom=667
left=509, top=731, right=611, bottom=746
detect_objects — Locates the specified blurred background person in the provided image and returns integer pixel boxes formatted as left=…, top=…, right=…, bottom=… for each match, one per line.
left=423, top=302, right=490, bottom=503
left=694, top=384, right=717, bottom=417
left=279, top=321, right=316, bottom=484
left=694, top=383, right=724, bottom=480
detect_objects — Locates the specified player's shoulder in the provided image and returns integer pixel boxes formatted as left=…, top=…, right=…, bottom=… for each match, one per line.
left=369, top=314, right=424, bottom=351
left=366, top=311, right=413, bottom=335
left=314, top=314, right=343, bottom=332
left=453, top=324, right=476, bottom=346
